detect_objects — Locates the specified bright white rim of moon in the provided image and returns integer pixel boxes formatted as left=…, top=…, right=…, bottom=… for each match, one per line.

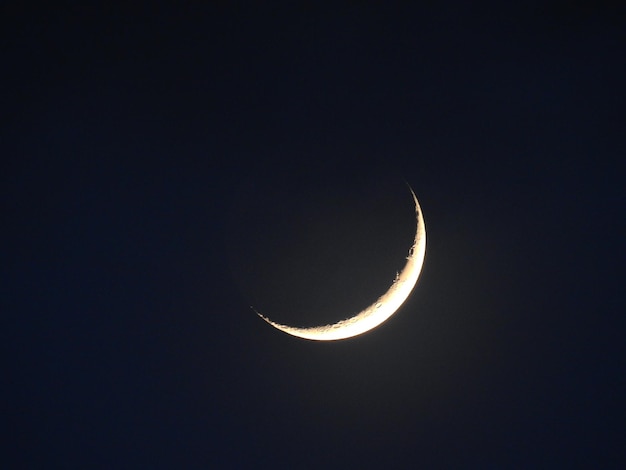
left=254, top=186, right=426, bottom=341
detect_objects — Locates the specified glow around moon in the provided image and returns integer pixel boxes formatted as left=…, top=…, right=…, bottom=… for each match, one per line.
left=255, top=186, right=426, bottom=341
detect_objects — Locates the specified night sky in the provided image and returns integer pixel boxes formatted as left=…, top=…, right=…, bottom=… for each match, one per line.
left=3, top=2, right=624, bottom=468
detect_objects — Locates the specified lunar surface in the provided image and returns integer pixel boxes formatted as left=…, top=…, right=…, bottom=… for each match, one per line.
left=255, top=186, right=426, bottom=341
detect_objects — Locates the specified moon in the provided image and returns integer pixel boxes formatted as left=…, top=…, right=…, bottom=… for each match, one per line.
left=255, top=186, right=426, bottom=341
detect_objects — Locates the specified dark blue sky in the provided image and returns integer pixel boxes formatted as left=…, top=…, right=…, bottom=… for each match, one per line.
left=3, top=2, right=624, bottom=468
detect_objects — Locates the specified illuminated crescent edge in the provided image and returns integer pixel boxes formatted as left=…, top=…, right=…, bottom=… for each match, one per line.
left=254, top=187, right=426, bottom=341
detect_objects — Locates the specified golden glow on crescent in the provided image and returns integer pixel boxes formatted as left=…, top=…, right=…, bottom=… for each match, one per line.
left=255, top=187, right=426, bottom=341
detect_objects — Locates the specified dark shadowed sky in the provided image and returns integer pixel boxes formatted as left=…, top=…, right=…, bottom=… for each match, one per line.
left=2, top=2, right=624, bottom=468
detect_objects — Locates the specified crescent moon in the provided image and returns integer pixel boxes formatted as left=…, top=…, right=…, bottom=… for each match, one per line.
left=255, top=186, right=426, bottom=341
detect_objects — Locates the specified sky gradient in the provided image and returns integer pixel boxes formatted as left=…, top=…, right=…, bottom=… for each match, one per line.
left=3, top=2, right=624, bottom=468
